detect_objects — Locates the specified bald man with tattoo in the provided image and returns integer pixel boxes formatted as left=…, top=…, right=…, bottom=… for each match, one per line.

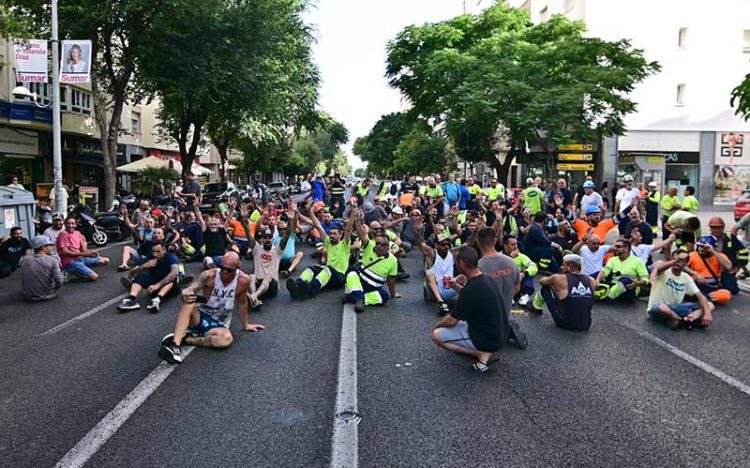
left=159, top=251, right=263, bottom=364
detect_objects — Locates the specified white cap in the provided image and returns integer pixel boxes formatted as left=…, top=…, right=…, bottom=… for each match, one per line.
left=623, top=175, right=634, bottom=182
left=648, top=181, right=657, bottom=187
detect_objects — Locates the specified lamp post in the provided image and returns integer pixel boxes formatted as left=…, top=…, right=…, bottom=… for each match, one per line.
left=11, top=0, right=63, bottom=215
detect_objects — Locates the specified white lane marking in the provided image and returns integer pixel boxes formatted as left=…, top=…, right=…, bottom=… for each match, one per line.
left=40, top=294, right=127, bottom=336
left=619, top=321, right=750, bottom=397
left=54, top=314, right=232, bottom=468
left=53, top=348, right=194, bottom=468
left=330, top=304, right=359, bottom=468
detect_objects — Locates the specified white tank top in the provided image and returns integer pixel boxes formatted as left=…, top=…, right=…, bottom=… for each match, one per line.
left=207, top=270, right=239, bottom=312
left=429, top=251, right=454, bottom=279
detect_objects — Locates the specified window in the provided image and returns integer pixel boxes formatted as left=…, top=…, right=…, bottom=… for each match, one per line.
left=744, top=30, right=750, bottom=53
left=131, top=111, right=141, bottom=134
left=539, top=6, right=549, bottom=21
left=678, top=27, right=687, bottom=49
left=564, top=0, right=575, bottom=12
left=676, top=83, right=686, bottom=106
left=14, top=75, right=52, bottom=106
left=70, top=88, right=92, bottom=115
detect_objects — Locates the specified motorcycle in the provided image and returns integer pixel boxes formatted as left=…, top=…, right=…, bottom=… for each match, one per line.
left=109, top=192, right=138, bottom=211
left=94, top=207, right=132, bottom=243
left=70, top=205, right=109, bottom=246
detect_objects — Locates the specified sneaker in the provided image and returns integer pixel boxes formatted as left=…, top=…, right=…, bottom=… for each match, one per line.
left=162, top=331, right=195, bottom=347
left=508, top=319, right=528, bottom=350
left=146, top=297, right=161, bottom=313
left=120, top=276, right=133, bottom=291
left=286, top=278, right=299, bottom=300
left=354, top=299, right=366, bottom=313
left=117, top=298, right=140, bottom=312
left=159, top=344, right=182, bottom=364
left=437, top=302, right=450, bottom=315
left=518, top=294, right=530, bottom=306
left=116, top=265, right=130, bottom=272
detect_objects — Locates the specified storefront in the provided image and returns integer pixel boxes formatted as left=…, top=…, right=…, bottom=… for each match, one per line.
left=714, top=131, right=750, bottom=206
left=618, top=151, right=700, bottom=198
left=60, top=135, right=126, bottom=208
left=0, top=125, right=43, bottom=189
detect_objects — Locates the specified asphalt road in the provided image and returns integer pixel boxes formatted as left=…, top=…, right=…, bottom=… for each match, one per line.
left=2, top=224, right=750, bottom=467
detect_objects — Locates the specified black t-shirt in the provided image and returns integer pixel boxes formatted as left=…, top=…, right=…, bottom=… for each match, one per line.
left=150, top=253, right=179, bottom=281
left=0, top=236, right=30, bottom=268
left=182, top=181, right=201, bottom=207
left=204, top=228, right=228, bottom=257
left=619, top=220, right=654, bottom=244
left=451, top=274, right=509, bottom=352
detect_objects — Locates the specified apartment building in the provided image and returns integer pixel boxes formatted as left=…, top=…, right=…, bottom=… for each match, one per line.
left=512, top=0, right=750, bottom=208
left=0, top=39, right=221, bottom=206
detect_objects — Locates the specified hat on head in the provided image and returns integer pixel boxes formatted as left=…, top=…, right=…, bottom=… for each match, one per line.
left=623, top=175, right=634, bottom=182
left=648, top=181, right=657, bottom=187
left=697, top=235, right=717, bottom=247
left=526, top=177, right=535, bottom=185
left=313, top=200, right=325, bottom=212
left=392, top=206, right=404, bottom=215
left=31, top=235, right=54, bottom=250
left=436, top=233, right=451, bottom=244
left=582, top=181, right=595, bottom=189
left=585, top=205, right=601, bottom=215
left=52, top=212, right=64, bottom=221
left=363, top=201, right=374, bottom=213
left=562, top=253, right=582, bottom=267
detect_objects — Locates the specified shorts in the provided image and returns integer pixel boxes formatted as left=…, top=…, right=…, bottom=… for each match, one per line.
left=255, top=277, right=279, bottom=299
left=648, top=302, right=700, bottom=321
left=190, top=306, right=229, bottom=336
left=280, top=258, right=292, bottom=272
left=436, top=280, right=458, bottom=301
left=126, top=246, right=147, bottom=264
left=63, top=257, right=102, bottom=277
left=436, top=321, right=476, bottom=350
left=134, top=270, right=178, bottom=294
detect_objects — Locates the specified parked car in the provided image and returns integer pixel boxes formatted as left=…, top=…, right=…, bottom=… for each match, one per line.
left=734, top=192, right=750, bottom=221
left=268, top=181, right=289, bottom=198
left=236, top=184, right=254, bottom=202
left=200, top=182, right=241, bottom=213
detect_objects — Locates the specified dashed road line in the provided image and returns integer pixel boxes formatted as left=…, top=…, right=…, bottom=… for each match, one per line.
left=39, top=294, right=127, bottom=336
left=618, top=321, right=750, bottom=397
left=330, top=303, right=359, bottom=468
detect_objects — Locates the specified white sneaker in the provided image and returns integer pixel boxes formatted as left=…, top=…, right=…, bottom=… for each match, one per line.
left=518, top=294, right=530, bottom=306
left=146, top=297, right=161, bottom=313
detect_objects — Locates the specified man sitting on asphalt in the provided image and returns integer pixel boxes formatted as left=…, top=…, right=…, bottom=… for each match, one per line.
left=663, top=209, right=701, bottom=252
left=274, top=217, right=304, bottom=279
left=628, top=225, right=676, bottom=268
left=595, top=239, right=649, bottom=303
left=707, top=216, right=747, bottom=292
left=573, top=233, right=611, bottom=278
left=647, top=249, right=714, bottom=330
left=414, top=217, right=459, bottom=315
left=287, top=206, right=353, bottom=301
left=197, top=207, right=233, bottom=270
left=246, top=205, right=297, bottom=310
left=523, top=212, right=562, bottom=272
left=159, top=251, right=258, bottom=364
left=117, top=241, right=180, bottom=313
left=342, top=209, right=401, bottom=313
left=57, top=217, right=110, bottom=281
left=0, top=226, right=31, bottom=276
left=531, top=254, right=596, bottom=331
left=684, top=235, right=734, bottom=305
left=20, top=235, right=63, bottom=301
left=43, top=213, right=65, bottom=263
left=117, top=215, right=156, bottom=271
left=501, top=235, right=538, bottom=306
left=432, top=246, right=513, bottom=373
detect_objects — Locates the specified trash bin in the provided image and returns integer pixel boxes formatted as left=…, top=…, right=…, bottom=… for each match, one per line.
left=0, top=186, right=36, bottom=238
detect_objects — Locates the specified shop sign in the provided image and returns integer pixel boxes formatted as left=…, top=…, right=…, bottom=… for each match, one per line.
left=557, top=163, right=594, bottom=171
left=0, top=127, right=38, bottom=155
left=63, top=136, right=125, bottom=159
left=2, top=100, right=53, bottom=124
left=715, top=132, right=750, bottom=165
left=558, top=143, right=595, bottom=151
left=619, top=151, right=698, bottom=164
left=558, top=153, right=593, bottom=161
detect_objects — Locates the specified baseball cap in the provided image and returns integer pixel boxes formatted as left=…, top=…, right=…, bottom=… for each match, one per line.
left=31, top=235, right=55, bottom=250
left=648, top=181, right=657, bottom=187
left=697, top=235, right=717, bottom=247
left=52, top=212, right=64, bottom=221
left=436, top=233, right=452, bottom=244
left=392, top=206, right=404, bottom=215
left=623, top=175, right=634, bottom=182
left=582, top=181, right=594, bottom=189
left=585, top=206, right=601, bottom=215
left=363, top=201, right=374, bottom=213
left=526, top=177, right=535, bottom=185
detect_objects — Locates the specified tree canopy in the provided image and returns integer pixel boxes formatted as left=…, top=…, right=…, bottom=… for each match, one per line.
left=385, top=1, right=659, bottom=180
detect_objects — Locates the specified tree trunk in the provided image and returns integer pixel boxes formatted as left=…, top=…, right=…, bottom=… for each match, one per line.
left=486, top=153, right=515, bottom=187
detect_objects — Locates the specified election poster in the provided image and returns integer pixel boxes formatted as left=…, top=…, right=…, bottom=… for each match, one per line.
left=14, top=39, right=48, bottom=83
left=60, top=40, right=92, bottom=84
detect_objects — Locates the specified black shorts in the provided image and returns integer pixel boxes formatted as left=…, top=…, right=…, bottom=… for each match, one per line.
left=134, top=270, right=177, bottom=293
left=255, top=278, right=278, bottom=299
left=279, top=258, right=292, bottom=272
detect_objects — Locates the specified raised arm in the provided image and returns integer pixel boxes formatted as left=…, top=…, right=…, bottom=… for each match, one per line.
left=194, top=204, right=206, bottom=231
left=308, top=206, right=327, bottom=243
left=279, top=211, right=297, bottom=252
left=353, top=209, right=369, bottom=245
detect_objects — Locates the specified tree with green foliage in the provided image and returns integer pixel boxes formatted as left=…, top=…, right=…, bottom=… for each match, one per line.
left=8, top=0, right=169, bottom=208
left=353, top=112, right=419, bottom=177
left=386, top=1, right=659, bottom=181
left=731, top=74, right=750, bottom=120
left=393, top=128, right=452, bottom=175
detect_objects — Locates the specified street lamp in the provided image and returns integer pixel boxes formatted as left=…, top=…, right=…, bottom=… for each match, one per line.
left=12, top=0, right=64, bottom=215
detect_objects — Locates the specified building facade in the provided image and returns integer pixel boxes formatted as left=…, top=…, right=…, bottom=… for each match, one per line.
left=511, top=0, right=750, bottom=208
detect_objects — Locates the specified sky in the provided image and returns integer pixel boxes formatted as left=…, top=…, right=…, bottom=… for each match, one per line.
left=304, top=0, right=489, bottom=169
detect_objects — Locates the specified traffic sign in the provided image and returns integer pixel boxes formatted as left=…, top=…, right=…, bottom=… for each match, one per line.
left=558, top=143, right=595, bottom=151
left=557, top=163, right=594, bottom=171
left=558, top=153, right=593, bottom=161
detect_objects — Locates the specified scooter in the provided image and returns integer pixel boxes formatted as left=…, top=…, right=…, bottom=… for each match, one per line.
left=36, top=205, right=53, bottom=235
left=70, top=205, right=108, bottom=246
left=93, top=207, right=131, bottom=243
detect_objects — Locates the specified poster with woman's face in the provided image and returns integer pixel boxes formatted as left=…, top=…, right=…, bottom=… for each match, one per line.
left=60, top=40, right=91, bottom=84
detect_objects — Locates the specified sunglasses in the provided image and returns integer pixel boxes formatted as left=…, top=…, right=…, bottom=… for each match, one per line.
left=220, top=266, right=237, bottom=274
left=262, top=234, right=273, bottom=239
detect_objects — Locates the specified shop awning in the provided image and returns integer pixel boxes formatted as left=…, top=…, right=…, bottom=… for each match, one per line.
left=117, top=156, right=213, bottom=175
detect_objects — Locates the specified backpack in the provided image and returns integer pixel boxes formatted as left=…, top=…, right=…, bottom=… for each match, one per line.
left=390, top=183, right=398, bottom=196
